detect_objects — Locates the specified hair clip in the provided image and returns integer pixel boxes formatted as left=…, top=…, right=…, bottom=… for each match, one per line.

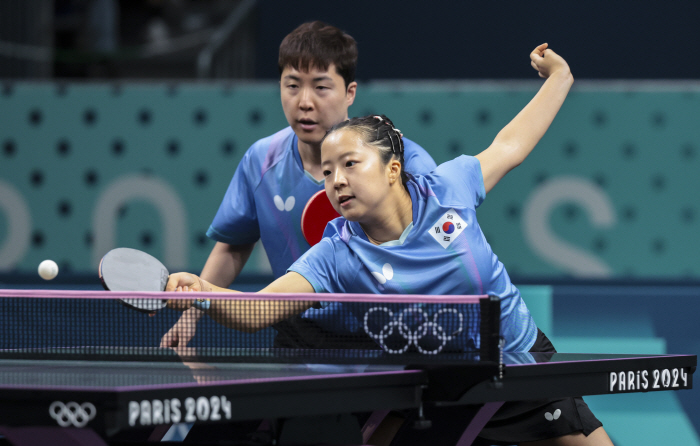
left=388, top=130, right=404, bottom=154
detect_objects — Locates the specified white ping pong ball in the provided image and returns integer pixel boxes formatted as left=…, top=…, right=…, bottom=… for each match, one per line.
left=38, top=260, right=59, bottom=280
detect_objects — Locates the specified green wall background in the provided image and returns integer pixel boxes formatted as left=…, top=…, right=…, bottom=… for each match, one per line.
left=1, top=82, right=699, bottom=278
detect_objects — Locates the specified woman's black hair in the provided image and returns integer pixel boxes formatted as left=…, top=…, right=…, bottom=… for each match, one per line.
left=324, top=114, right=409, bottom=187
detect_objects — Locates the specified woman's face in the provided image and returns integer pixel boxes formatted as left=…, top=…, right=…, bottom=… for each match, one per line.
left=321, top=128, right=394, bottom=222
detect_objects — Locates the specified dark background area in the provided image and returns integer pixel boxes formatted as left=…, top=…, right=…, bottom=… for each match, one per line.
left=254, top=0, right=700, bottom=80
left=2, top=0, right=699, bottom=80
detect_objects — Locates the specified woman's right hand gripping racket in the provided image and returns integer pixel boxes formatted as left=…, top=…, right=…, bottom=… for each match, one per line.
left=99, top=247, right=169, bottom=315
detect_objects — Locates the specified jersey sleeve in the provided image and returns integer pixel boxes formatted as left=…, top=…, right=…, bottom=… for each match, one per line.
left=430, top=155, right=486, bottom=209
left=206, top=146, right=262, bottom=245
left=402, top=137, right=437, bottom=175
left=287, top=238, right=340, bottom=293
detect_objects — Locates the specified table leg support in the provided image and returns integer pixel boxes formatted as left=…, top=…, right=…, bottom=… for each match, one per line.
left=454, top=402, right=504, bottom=446
left=361, top=409, right=391, bottom=443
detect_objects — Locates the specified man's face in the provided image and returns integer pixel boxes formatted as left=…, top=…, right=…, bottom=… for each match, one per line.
left=280, top=63, right=357, bottom=147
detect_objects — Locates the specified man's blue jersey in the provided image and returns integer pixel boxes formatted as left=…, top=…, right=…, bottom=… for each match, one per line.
left=207, top=126, right=437, bottom=278
left=289, top=155, right=537, bottom=352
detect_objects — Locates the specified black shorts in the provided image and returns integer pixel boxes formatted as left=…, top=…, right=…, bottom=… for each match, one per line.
left=390, top=330, right=603, bottom=446
left=472, top=329, right=603, bottom=444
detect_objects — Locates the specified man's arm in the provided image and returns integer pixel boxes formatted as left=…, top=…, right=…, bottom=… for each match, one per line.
left=201, top=241, right=255, bottom=287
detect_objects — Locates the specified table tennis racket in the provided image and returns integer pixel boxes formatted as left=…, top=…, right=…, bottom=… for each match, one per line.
left=99, top=247, right=168, bottom=314
left=301, top=190, right=340, bottom=246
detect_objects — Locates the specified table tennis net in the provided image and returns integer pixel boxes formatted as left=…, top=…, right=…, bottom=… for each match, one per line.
left=0, top=290, right=501, bottom=364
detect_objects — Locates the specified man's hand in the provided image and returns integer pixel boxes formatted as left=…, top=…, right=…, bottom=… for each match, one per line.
left=160, top=307, right=203, bottom=348
left=530, top=43, right=570, bottom=79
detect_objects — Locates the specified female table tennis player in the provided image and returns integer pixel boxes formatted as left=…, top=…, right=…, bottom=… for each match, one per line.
left=166, top=43, right=613, bottom=445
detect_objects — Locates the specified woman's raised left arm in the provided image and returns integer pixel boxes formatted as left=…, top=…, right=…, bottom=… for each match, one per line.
left=476, top=43, right=574, bottom=193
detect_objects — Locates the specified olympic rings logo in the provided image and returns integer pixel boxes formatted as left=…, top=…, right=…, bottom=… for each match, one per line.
left=363, top=307, right=464, bottom=355
left=49, top=401, right=97, bottom=427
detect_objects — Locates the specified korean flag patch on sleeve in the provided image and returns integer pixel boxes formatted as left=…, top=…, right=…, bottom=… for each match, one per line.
left=429, top=209, right=467, bottom=248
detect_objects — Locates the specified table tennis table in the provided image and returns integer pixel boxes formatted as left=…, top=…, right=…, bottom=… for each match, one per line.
left=0, top=349, right=695, bottom=446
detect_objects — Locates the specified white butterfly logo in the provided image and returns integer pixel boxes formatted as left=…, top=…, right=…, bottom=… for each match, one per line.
left=273, top=195, right=295, bottom=212
left=371, top=263, right=394, bottom=284
left=544, top=409, right=561, bottom=421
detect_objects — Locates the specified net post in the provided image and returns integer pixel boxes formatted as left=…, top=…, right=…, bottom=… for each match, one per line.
left=479, top=295, right=501, bottom=363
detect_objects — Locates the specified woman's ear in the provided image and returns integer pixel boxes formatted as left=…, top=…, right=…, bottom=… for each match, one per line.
left=388, top=159, right=402, bottom=184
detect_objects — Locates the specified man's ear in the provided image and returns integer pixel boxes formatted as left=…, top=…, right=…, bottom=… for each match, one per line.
left=346, top=81, right=357, bottom=107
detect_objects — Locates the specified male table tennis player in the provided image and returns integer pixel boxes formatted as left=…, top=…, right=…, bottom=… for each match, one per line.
left=160, top=21, right=436, bottom=349
left=166, top=43, right=614, bottom=445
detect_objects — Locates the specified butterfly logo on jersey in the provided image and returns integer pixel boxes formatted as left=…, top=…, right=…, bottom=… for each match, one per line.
left=429, top=209, right=467, bottom=249
left=273, top=195, right=295, bottom=212
left=371, top=263, right=394, bottom=284
left=544, top=409, right=561, bottom=421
